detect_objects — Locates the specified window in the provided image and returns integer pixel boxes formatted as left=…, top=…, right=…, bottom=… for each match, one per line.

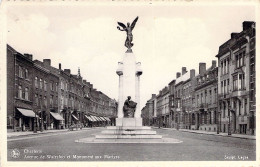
left=25, top=69, right=28, bottom=79
left=50, top=95, right=54, bottom=106
left=223, top=104, right=226, bottom=118
left=238, top=74, right=245, bottom=90
left=227, top=59, right=229, bottom=74
left=50, top=81, right=54, bottom=91
left=224, top=60, right=226, bottom=74
left=18, top=66, right=23, bottom=78
left=39, top=95, right=42, bottom=107
left=18, top=85, right=22, bottom=98
left=221, top=61, right=223, bottom=75
left=25, top=87, right=29, bottom=100
left=233, top=75, right=238, bottom=91
left=61, top=95, right=64, bottom=107
left=224, top=80, right=226, bottom=95
left=44, top=80, right=47, bottom=91
left=209, top=90, right=212, bottom=104
left=35, top=94, right=38, bottom=106
left=44, top=96, right=47, bottom=106
left=56, top=83, right=58, bottom=91
left=238, top=101, right=241, bottom=115
left=236, top=51, right=246, bottom=68
left=61, top=81, right=64, bottom=90
left=227, top=79, right=229, bottom=94
left=221, top=81, right=223, bottom=94
left=35, top=77, right=38, bottom=88
left=244, top=99, right=247, bottom=115
left=40, top=79, right=43, bottom=89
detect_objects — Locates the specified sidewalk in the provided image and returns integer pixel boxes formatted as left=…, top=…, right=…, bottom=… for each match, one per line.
left=7, top=127, right=94, bottom=138
left=152, top=127, right=256, bottom=140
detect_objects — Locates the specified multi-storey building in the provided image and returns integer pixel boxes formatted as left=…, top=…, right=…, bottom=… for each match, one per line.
left=141, top=94, right=156, bottom=126
left=7, top=45, right=35, bottom=131
left=7, top=45, right=117, bottom=131
left=216, top=21, right=255, bottom=135
left=174, top=67, right=189, bottom=129
left=156, top=86, right=169, bottom=127
left=193, top=61, right=218, bottom=131
left=33, top=59, right=60, bottom=130
left=168, top=80, right=176, bottom=128
left=181, top=69, right=196, bottom=130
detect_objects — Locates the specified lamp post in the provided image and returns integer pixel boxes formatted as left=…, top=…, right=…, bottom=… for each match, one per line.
left=40, top=110, right=43, bottom=132
left=228, top=105, right=231, bottom=135
left=33, top=111, right=37, bottom=133
left=217, top=111, right=221, bottom=134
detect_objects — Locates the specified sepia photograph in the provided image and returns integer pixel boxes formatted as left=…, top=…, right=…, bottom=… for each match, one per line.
left=0, top=0, right=258, bottom=166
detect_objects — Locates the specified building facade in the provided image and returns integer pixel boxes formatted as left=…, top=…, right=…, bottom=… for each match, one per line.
left=193, top=61, right=218, bottom=131
left=216, top=21, right=255, bottom=135
left=7, top=45, right=117, bottom=131
left=142, top=21, right=255, bottom=136
left=7, top=45, right=35, bottom=131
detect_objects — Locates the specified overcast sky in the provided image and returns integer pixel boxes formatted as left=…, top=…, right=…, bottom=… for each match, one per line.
left=6, top=3, right=256, bottom=109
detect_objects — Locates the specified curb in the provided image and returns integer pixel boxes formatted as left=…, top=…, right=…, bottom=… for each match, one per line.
left=7, top=128, right=91, bottom=139
left=179, top=130, right=255, bottom=140
left=152, top=127, right=255, bottom=140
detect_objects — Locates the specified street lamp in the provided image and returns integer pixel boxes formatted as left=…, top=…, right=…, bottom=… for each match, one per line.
left=228, top=105, right=231, bottom=136
left=33, top=111, right=37, bottom=133
left=217, top=111, right=221, bottom=134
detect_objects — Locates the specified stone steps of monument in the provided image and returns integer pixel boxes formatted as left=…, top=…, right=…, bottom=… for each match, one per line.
left=95, top=134, right=162, bottom=139
left=101, top=130, right=157, bottom=135
left=106, top=126, right=151, bottom=130
left=91, top=138, right=167, bottom=143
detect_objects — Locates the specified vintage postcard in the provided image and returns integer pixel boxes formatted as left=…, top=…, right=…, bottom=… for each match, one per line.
left=0, top=0, right=259, bottom=167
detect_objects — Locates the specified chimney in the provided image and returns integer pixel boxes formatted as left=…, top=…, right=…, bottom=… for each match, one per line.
left=190, top=69, right=195, bottom=79
left=59, top=63, right=61, bottom=70
left=90, top=84, right=93, bottom=88
left=83, top=80, right=87, bottom=84
left=176, top=72, right=181, bottom=78
left=182, top=67, right=187, bottom=75
left=43, top=59, right=51, bottom=66
left=212, top=60, right=217, bottom=68
left=64, top=69, right=71, bottom=74
left=231, top=32, right=239, bottom=39
left=199, top=63, right=206, bottom=75
left=24, top=54, right=33, bottom=60
left=152, top=94, right=156, bottom=98
left=243, top=21, right=254, bottom=31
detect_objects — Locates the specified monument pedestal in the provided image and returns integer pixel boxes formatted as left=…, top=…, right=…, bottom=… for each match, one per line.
left=116, top=118, right=142, bottom=127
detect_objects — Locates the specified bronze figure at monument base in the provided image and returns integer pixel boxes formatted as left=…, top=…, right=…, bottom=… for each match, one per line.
left=123, top=96, right=137, bottom=118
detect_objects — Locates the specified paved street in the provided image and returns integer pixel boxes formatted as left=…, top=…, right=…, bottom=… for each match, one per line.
left=7, top=127, right=255, bottom=161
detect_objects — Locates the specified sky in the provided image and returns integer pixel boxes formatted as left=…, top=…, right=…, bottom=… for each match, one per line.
left=6, top=3, right=256, bottom=109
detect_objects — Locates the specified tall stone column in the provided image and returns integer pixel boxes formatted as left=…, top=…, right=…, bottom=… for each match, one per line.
left=135, top=62, right=142, bottom=118
left=116, top=62, right=124, bottom=120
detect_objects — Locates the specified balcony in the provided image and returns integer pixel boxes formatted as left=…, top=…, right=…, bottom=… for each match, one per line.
left=218, top=93, right=230, bottom=100
left=231, top=89, right=248, bottom=97
left=197, top=103, right=208, bottom=111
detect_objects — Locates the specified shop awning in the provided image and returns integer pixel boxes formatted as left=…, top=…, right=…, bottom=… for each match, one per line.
left=17, top=108, right=39, bottom=118
left=104, top=117, right=111, bottom=121
left=72, top=114, right=79, bottom=121
left=89, top=115, right=98, bottom=122
left=96, top=116, right=103, bottom=121
left=94, top=116, right=101, bottom=121
left=50, top=112, right=64, bottom=121
left=85, top=115, right=95, bottom=122
left=92, top=115, right=100, bottom=121
left=99, top=117, right=106, bottom=121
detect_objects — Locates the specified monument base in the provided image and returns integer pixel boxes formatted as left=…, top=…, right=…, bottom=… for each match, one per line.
left=116, top=118, right=142, bottom=126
